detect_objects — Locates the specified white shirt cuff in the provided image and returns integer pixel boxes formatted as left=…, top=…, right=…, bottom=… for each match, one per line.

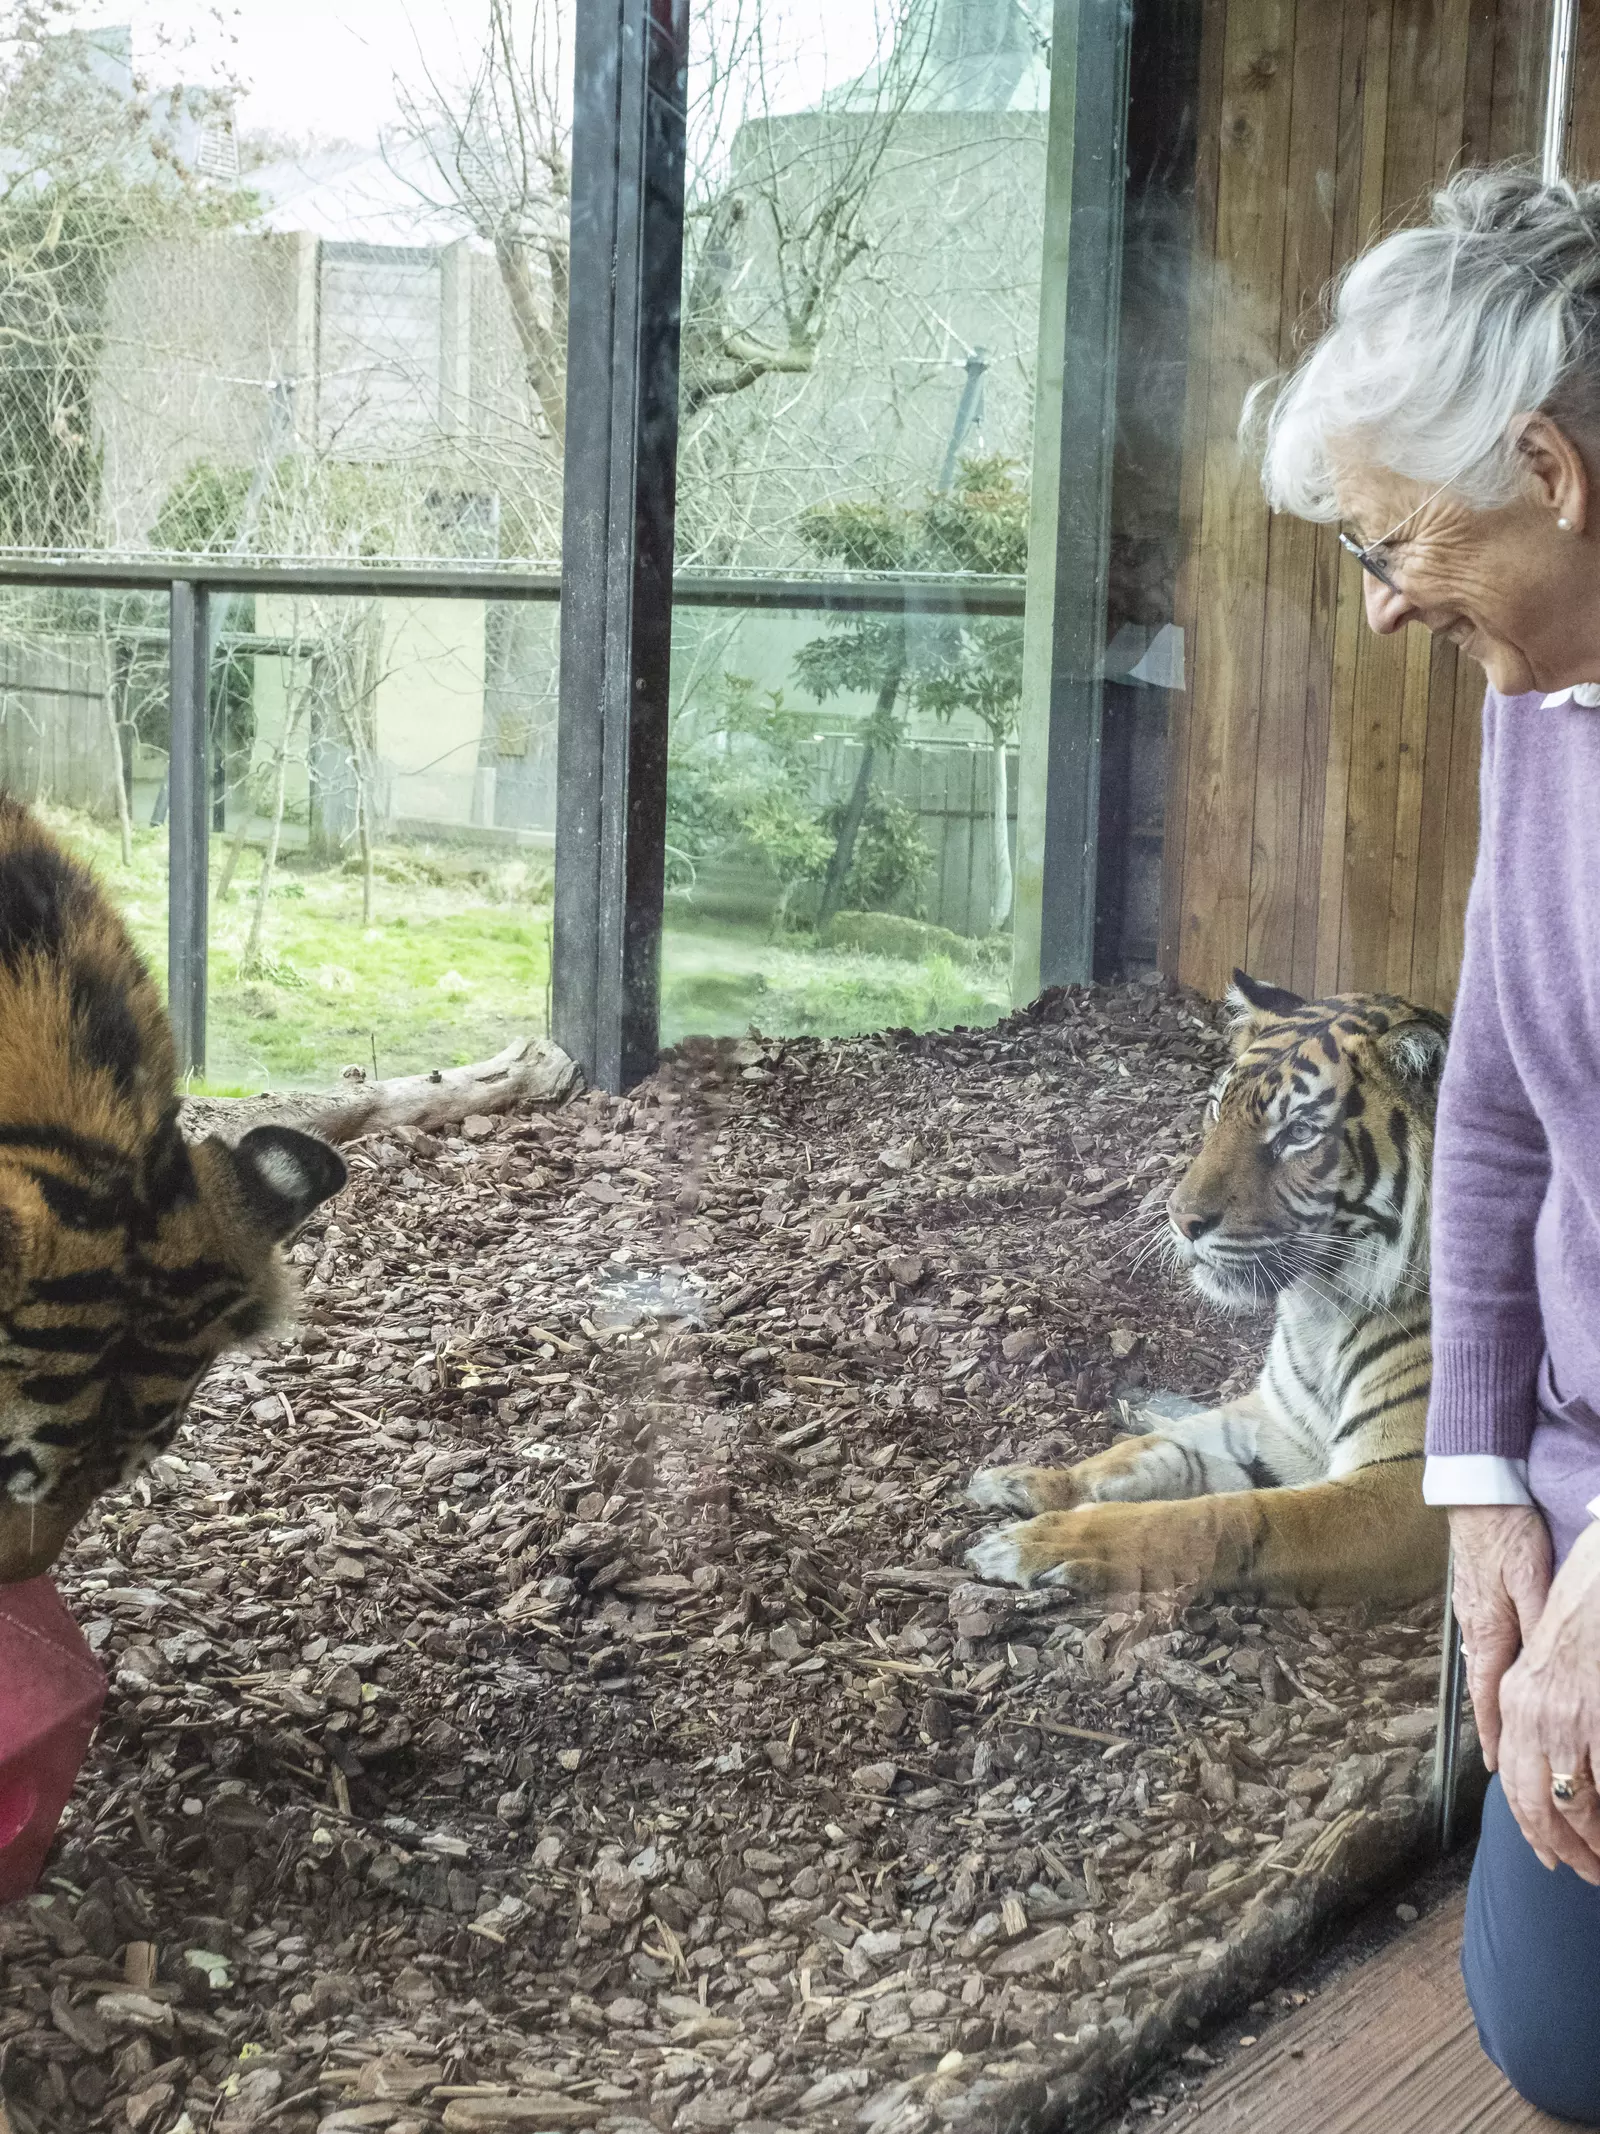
left=1422, top=1454, right=1533, bottom=1507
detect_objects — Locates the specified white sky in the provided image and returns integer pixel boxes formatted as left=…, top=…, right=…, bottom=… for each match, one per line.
left=84, top=2, right=891, bottom=150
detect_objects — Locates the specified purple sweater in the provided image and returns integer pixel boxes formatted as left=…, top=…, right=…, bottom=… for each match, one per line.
left=1428, top=685, right=1600, bottom=1562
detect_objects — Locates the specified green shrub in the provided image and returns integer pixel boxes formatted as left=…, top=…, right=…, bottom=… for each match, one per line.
left=822, top=792, right=931, bottom=917
left=823, top=910, right=971, bottom=963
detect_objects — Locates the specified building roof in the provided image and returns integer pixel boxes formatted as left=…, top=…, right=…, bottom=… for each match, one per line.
left=244, top=135, right=474, bottom=249
left=826, top=0, right=1050, bottom=116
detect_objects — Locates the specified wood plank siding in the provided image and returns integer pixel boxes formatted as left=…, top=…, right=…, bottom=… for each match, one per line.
left=1159, top=0, right=1549, bottom=1013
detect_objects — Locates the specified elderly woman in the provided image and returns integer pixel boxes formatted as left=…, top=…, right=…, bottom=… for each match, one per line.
left=1256, top=167, right=1600, bottom=2124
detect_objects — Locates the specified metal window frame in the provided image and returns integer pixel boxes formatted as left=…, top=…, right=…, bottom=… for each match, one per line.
left=167, top=581, right=210, bottom=1075
left=553, top=0, right=692, bottom=1095
left=0, top=556, right=1018, bottom=1083
left=1012, top=0, right=1133, bottom=1002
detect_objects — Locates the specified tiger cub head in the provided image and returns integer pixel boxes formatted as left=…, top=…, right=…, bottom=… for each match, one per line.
left=1165, top=971, right=1448, bottom=1312
left=0, top=795, right=351, bottom=1582
left=0, top=1115, right=347, bottom=1582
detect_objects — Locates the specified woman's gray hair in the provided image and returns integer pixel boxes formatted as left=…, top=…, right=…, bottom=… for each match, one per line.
left=1255, top=167, right=1600, bottom=519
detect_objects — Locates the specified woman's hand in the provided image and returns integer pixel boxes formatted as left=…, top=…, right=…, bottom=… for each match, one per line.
left=1498, top=1522, right=1600, bottom=1881
left=1448, top=1504, right=1553, bottom=1769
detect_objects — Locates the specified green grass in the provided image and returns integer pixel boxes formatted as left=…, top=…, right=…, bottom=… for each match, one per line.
left=42, top=806, right=1012, bottom=1089
left=44, top=806, right=553, bottom=1092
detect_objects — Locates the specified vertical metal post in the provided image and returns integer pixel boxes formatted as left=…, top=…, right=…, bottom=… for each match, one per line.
left=168, top=580, right=210, bottom=1079
left=1012, top=0, right=1133, bottom=1000
left=1433, top=1546, right=1468, bottom=1852
left=553, top=0, right=689, bottom=1092
left=1542, top=0, right=1579, bottom=185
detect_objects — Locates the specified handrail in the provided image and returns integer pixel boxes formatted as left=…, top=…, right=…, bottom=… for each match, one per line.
left=0, top=554, right=1026, bottom=615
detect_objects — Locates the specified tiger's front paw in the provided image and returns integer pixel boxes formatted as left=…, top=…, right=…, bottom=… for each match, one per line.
left=966, top=1509, right=1147, bottom=1596
left=966, top=1465, right=1083, bottom=1515
left=965, top=1523, right=1035, bottom=1587
left=968, top=1467, right=1039, bottom=1516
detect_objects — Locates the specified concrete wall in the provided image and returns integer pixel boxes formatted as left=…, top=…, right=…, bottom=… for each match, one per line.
left=97, top=230, right=316, bottom=550
left=247, top=593, right=487, bottom=842
left=375, top=598, right=487, bottom=827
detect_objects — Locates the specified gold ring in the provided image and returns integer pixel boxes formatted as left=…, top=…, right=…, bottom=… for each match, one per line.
left=1552, top=1771, right=1582, bottom=1804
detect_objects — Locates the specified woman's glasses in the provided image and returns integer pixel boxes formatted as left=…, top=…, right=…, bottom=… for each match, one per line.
left=1338, top=481, right=1454, bottom=594
left=1338, top=530, right=1402, bottom=591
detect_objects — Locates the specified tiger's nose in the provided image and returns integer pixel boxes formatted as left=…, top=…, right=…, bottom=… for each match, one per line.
left=1169, top=1201, right=1221, bottom=1243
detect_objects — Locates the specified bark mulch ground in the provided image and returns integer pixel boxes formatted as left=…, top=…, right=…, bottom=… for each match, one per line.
left=5, top=983, right=1451, bottom=2134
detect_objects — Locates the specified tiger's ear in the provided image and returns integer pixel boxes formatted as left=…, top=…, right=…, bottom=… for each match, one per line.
left=1227, top=970, right=1306, bottom=1021
left=1226, top=969, right=1305, bottom=1050
left=1378, top=1011, right=1449, bottom=1089
left=219, top=1126, right=348, bottom=1241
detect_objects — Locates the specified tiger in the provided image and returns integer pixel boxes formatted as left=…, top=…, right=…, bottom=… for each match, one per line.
left=964, top=973, right=1451, bottom=1606
left=0, top=795, right=347, bottom=1584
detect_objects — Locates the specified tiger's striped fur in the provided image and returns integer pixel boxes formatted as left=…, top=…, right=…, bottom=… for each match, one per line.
left=0, top=796, right=346, bottom=1582
left=965, top=974, right=1451, bottom=1606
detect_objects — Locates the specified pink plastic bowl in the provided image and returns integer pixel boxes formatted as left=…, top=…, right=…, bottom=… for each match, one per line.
left=0, top=1577, right=106, bottom=1904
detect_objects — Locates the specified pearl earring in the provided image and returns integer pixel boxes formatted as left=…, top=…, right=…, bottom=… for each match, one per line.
left=1559, top=515, right=1576, bottom=531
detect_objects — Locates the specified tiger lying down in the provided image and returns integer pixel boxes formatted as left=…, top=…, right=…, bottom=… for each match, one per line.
left=0, top=796, right=347, bottom=1583
left=966, top=974, right=1451, bottom=1607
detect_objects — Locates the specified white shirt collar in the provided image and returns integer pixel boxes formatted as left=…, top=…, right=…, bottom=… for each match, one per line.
left=1542, top=683, right=1600, bottom=707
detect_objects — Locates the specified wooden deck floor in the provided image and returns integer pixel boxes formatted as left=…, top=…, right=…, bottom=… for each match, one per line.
left=1162, top=1895, right=1577, bottom=2132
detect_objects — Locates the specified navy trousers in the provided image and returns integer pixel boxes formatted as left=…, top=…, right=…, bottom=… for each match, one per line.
left=1463, top=1776, right=1600, bottom=2124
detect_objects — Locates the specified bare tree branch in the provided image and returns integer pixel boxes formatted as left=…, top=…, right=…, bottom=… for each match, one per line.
left=391, top=0, right=928, bottom=442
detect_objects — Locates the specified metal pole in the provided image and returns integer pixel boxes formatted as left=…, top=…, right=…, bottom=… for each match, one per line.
left=938, top=348, right=989, bottom=493
left=1012, top=0, right=1134, bottom=1001
left=1542, top=0, right=1580, bottom=186
left=1433, top=1545, right=1468, bottom=1853
left=553, top=0, right=689, bottom=1092
left=167, top=580, right=210, bottom=1079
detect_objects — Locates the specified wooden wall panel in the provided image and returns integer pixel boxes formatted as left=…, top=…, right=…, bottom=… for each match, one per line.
left=1246, top=0, right=1350, bottom=990
left=1156, top=0, right=1228, bottom=976
left=1174, top=0, right=1299, bottom=990
left=1573, top=0, right=1600, bottom=174
left=1162, top=0, right=1549, bottom=1015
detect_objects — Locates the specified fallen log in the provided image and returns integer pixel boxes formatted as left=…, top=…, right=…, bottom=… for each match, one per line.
left=180, top=1034, right=582, bottom=1146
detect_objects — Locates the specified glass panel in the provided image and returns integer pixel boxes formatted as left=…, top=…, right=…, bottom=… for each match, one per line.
left=204, top=592, right=556, bottom=1092
left=0, top=5, right=569, bottom=1085
left=664, top=3, right=1045, bottom=1039
left=0, top=10, right=563, bottom=572
left=0, top=581, right=171, bottom=969
left=664, top=592, right=1019, bottom=1044
left=1095, top=0, right=1552, bottom=1990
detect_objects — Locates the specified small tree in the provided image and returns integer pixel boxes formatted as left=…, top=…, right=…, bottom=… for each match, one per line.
left=906, top=456, right=1027, bottom=931
left=667, top=671, right=832, bottom=930
left=791, top=498, right=918, bottom=929
left=792, top=459, right=1026, bottom=936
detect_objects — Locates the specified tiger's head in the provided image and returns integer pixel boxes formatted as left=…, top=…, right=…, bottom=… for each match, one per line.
left=0, top=1115, right=346, bottom=1582
left=1166, top=972, right=1448, bottom=1312
left=0, top=795, right=351, bottom=1582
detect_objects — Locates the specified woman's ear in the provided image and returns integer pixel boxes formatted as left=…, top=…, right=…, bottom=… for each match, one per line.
left=1517, top=412, right=1591, bottom=534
